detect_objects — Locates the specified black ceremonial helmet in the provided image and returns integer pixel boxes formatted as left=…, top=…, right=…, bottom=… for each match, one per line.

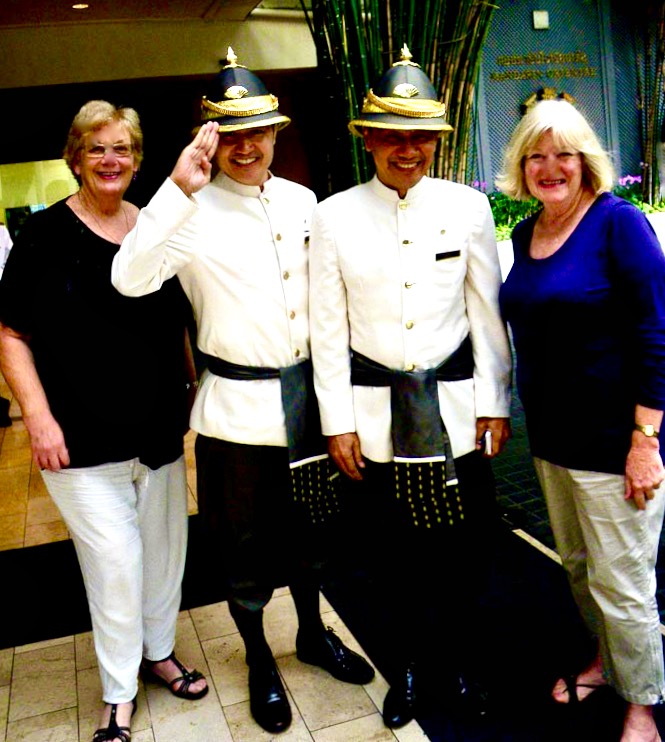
left=348, top=44, right=452, bottom=136
left=201, top=47, right=291, bottom=133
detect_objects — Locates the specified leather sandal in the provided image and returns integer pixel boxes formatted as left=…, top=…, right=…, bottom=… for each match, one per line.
left=92, top=698, right=136, bottom=742
left=555, top=674, right=607, bottom=705
left=141, top=652, right=208, bottom=700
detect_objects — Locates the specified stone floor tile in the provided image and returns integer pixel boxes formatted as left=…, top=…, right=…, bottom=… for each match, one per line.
left=190, top=601, right=235, bottom=643
left=5, top=707, right=78, bottom=742
left=15, top=636, right=72, bottom=655
left=74, top=632, right=97, bottom=672
left=392, top=720, right=431, bottom=741
left=133, top=730, right=155, bottom=742
left=320, top=592, right=334, bottom=615
left=145, top=677, right=232, bottom=742
left=25, top=496, right=62, bottom=526
left=0, top=685, right=8, bottom=742
left=27, top=473, right=49, bottom=500
left=263, top=593, right=298, bottom=658
left=312, top=712, right=396, bottom=741
left=9, top=643, right=76, bottom=722
left=0, top=514, right=24, bottom=551
left=0, top=447, right=31, bottom=473
left=222, top=694, right=312, bottom=742
left=360, top=672, right=389, bottom=715
left=279, top=653, right=376, bottom=731
left=23, top=520, right=70, bottom=548
left=0, top=648, right=13, bottom=687
left=0, top=422, right=31, bottom=461
left=0, top=467, right=29, bottom=516
left=201, top=633, right=248, bottom=707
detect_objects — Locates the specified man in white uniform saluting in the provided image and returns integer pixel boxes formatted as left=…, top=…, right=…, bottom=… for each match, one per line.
left=112, top=48, right=374, bottom=736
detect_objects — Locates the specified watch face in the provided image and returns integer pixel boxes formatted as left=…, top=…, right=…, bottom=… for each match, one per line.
left=637, top=424, right=658, bottom=437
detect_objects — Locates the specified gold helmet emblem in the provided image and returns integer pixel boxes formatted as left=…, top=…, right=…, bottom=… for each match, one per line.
left=392, top=83, right=419, bottom=98
left=225, top=85, right=249, bottom=100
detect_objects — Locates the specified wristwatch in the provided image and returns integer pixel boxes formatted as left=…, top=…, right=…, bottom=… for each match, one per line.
left=635, top=423, right=660, bottom=437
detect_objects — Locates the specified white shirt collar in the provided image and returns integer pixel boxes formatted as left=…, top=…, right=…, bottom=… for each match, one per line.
left=368, top=174, right=430, bottom=203
left=215, top=170, right=274, bottom=198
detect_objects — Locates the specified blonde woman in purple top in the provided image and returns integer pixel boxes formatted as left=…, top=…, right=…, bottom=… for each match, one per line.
left=499, top=99, right=665, bottom=742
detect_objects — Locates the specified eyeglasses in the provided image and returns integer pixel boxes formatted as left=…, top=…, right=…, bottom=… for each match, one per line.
left=84, top=143, right=133, bottom=159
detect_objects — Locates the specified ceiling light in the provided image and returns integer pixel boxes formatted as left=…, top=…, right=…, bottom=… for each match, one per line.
left=72, top=3, right=89, bottom=9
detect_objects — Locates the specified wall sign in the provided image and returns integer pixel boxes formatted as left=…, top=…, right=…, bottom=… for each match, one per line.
left=490, top=50, right=597, bottom=82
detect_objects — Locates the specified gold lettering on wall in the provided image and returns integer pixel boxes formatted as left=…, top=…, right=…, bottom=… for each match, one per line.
left=496, top=51, right=589, bottom=66
left=489, top=50, right=597, bottom=83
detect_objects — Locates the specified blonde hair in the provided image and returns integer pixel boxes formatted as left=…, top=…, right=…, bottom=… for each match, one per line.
left=495, top=99, right=614, bottom=201
left=63, top=100, right=144, bottom=175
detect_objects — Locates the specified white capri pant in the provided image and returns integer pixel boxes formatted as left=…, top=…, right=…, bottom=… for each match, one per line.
left=42, top=456, right=188, bottom=704
left=534, top=458, right=665, bottom=706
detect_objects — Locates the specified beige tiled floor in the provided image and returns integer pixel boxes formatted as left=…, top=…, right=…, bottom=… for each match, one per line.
left=0, top=378, right=430, bottom=740
left=1, top=593, right=431, bottom=741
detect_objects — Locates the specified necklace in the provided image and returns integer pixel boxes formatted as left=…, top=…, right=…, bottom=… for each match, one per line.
left=74, top=190, right=130, bottom=244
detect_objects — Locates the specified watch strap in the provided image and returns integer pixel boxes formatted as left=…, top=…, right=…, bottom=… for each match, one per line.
left=635, top=423, right=660, bottom=437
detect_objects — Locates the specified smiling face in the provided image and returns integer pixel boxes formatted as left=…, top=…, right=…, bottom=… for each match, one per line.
left=214, top=126, right=276, bottom=187
left=363, top=128, right=439, bottom=198
left=74, top=120, right=136, bottom=202
left=523, top=130, right=585, bottom=208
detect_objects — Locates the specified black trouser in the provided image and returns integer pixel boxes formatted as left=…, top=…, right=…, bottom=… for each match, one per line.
left=195, top=435, right=326, bottom=613
left=340, top=451, right=500, bottom=682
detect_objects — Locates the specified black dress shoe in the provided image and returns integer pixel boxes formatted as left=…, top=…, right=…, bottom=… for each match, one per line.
left=383, top=663, right=417, bottom=728
left=248, top=662, right=292, bottom=734
left=296, top=627, right=375, bottom=684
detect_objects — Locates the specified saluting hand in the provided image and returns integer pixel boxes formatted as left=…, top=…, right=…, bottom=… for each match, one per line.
left=170, top=121, right=219, bottom=198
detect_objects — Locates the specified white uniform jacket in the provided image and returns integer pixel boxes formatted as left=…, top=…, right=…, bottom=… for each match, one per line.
left=112, top=172, right=317, bottom=447
left=0, top=225, right=12, bottom=279
left=309, top=175, right=511, bottom=462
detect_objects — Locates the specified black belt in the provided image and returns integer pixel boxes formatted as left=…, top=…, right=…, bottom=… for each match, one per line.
left=350, top=335, right=473, bottom=460
left=203, top=355, right=324, bottom=465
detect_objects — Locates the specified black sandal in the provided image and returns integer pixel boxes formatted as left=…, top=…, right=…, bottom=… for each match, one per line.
left=141, top=651, right=209, bottom=700
left=92, top=698, right=136, bottom=742
left=556, top=674, right=607, bottom=705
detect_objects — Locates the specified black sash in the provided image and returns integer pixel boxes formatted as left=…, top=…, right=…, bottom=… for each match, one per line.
left=349, top=336, right=474, bottom=528
left=350, top=335, right=473, bottom=460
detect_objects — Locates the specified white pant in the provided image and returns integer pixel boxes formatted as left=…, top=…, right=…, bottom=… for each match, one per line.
left=42, top=456, right=188, bottom=703
left=534, top=458, right=665, bottom=705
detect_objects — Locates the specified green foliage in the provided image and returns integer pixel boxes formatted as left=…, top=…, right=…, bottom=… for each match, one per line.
left=614, top=175, right=665, bottom=213
left=488, top=175, right=665, bottom=241
left=487, top=192, right=539, bottom=241
left=301, top=0, right=497, bottom=195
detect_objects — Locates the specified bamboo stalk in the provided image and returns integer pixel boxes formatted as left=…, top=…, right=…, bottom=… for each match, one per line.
left=305, top=0, right=496, bottom=193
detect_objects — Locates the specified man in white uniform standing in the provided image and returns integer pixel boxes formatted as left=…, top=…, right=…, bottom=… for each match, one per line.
left=112, top=49, right=373, bottom=736
left=309, top=46, right=512, bottom=728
